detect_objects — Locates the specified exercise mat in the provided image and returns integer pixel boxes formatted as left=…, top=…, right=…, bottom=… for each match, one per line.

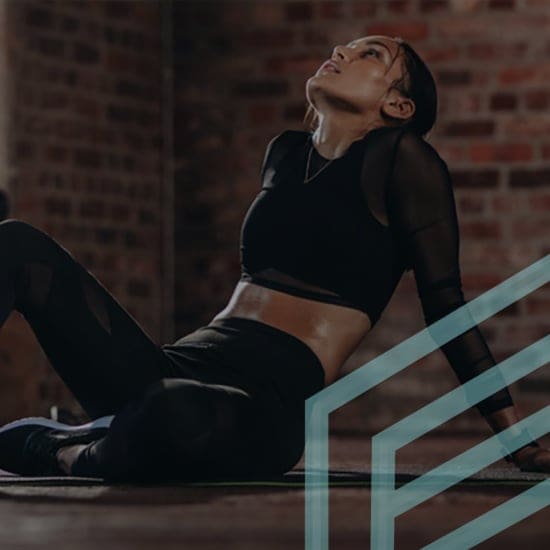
left=0, top=465, right=547, bottom=488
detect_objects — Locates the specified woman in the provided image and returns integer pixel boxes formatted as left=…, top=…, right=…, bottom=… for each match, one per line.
left=0, top=35, right=547, bottom=481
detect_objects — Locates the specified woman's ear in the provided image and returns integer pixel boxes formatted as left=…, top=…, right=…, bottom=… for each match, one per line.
left=381, top=89, right=415, bottom=122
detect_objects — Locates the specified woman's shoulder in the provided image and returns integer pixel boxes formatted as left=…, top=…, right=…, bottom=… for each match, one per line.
left=388, top=126, right=445, bottom=165
left=268, top=128, right=309, bottom=144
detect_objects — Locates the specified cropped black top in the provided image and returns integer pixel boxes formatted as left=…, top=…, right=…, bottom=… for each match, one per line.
left=239, top=126, right=514, bottom=416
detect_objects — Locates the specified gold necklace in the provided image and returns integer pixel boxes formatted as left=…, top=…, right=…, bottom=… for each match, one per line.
left=304, top=142, right=335, bottom=184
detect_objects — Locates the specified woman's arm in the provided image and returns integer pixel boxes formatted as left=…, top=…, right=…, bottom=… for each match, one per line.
left=484, top=406, right=550, bottom=471
left=385, top=130, right=548, bottom=470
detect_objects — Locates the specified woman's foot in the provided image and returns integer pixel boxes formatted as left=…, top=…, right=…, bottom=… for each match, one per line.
left=56, top=444, right=88, bottom=475
left=0, top=416, right=112, bottom=476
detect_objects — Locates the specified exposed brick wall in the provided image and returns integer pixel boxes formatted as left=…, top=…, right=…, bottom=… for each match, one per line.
left=174, top=0, right=549, bottom=437
left=0, top=0, right=165, bottom=422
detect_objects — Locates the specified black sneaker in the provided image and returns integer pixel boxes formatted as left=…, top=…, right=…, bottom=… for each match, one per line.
left=0, top=416, right=114, bottom=476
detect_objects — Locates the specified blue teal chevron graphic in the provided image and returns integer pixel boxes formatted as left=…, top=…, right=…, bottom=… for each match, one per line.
left=304, top=254, right=550, bottom=550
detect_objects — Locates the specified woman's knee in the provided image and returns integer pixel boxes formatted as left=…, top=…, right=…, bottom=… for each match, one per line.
left=0, top=218, right=75, bottom=264
left=0, top=218, right=42, bottom=243
left=137, top=378, right=219, bottom=440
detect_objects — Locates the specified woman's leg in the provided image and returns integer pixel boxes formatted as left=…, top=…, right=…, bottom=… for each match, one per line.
left=70, top=377, right=268, bottom=482
left=0, top=219, right=175, bottom=419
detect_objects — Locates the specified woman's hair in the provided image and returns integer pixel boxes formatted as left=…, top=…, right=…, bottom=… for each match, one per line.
left=304, top=39, right=438, bottom=140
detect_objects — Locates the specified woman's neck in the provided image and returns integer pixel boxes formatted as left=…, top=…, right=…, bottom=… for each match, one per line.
left=312, top=115, right=382, bottom=159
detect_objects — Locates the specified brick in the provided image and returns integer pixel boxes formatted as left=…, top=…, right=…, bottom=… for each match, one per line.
left=463, top=242, right=509, bottom=265
left=423, top=45, right=460, bottom=63
left=461, top=272, right=503, bottom=292
left=492, top=195, right=524, bottom=214
left=107, top=104, right=135, bottom=123
left=102, top=0, right=132, bottom=18
left=436, top=70, right=472, bottom=86
left=499, top=66, right=539, bottom=86
left=489, top=0, right=515, bottom=8
left=79, top=200, right=105, bottom=219
left=105, top=50, right=135, bottom=73
left=387, top=1, right=409, bottom=13
left=527, top=194, right=550, bottom=211
left=419, top=0, right=448, bottom=12
left=135, top=110, right=157, bottom=128
left=525, top=296, right=550, bottom=315
left=437, top=17, right=490, bottom=38
left=251, top=1, right=284, bottom=25
left=460, top=221, right=502, bottom=240
left=366, top=22, right=429, bottom=41
left=264, top=54, right=323, bottom=75
left=502, top=117, right=550, bottom=137
left=87, top=126, right=115, bottom=144
left=73, top=42, right=100, bottom=64
left=25, top=6, right=54, bottom=29
left=451, top=170, right=499, bottom=188
left=351, top=2, right=377, bottom=17
left=56, top=119, right=79, bottom=140
left=493, top=301, right=520, bottom=318
left=41, top=90, right=67, bottom=110
left=233, top=80, right=289, bottom=97
left=469, top=143, right=533, bottom=163
left=110, top=204, right=130, bottom=221
left=115, top=79, right=148, bottom=99
left=248, top=103, right=279, bottom=124
left=509, top=168, right=550, bottom=187
left=444, top=120, right=494, bottom=137
left=16, top=140, right=35, bottom=160
left=284, top=1, right=313, bottom=21
left=45, top=145, right=69, bottom=164
left=124, top=231, right=140, bottom=248
left=490, top=93, right=517, bottom=111
left=525, top=90, right=550, bottom=110
left=501, top=323, right=550, bottom=345
left=439, top=93, right=481, bottom=115
left=436, top=143, right=467, bottom=162
left=60, top=15, right=79, bottom=33
left=44, top=196, right=72, bottom=217
left=458, top=195, right=485, bottom=214
left=35, top=36, right=65, bottom=58
left=284, top=102, right=308, bottom=120
left=512, top=219, right=548, bottom=239
left=127, top=278, right=151, bottom=298
left=95, top=227, right=117, bottom=245
left=467, top=41, right=528, bottom=60
left=123, top=131, right=145, bottom=149
left=74, top=149, right=102, bottom=170
left=318, top=1, right=344, bottom=18
left=73, top=97, right=99, bottom=119
left=138, top=209, right=156, bottom=224
left=238, top=29, right=294, bottom=50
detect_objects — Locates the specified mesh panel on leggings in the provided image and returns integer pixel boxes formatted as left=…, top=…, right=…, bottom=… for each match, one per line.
left=19, top=261, right=113, bottom=336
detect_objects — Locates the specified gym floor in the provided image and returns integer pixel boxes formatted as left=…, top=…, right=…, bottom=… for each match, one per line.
left=0, top=434, right=548, bottom=549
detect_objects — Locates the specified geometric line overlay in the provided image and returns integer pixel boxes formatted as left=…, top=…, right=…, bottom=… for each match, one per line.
left=305, top=254, right=550, bottom=550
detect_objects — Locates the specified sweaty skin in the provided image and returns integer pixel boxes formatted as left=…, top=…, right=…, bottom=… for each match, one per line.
left=211, top=282, right=372, bottom=385
left=210, top=35, right=412, bottom=385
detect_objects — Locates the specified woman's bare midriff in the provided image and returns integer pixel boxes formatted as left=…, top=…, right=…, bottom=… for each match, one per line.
left=209, top=281, right=373, bottom=385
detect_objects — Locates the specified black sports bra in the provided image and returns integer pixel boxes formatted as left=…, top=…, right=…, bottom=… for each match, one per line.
left=239, top=126, right=407, bottom=326
left=238, top=126, right=515, bottom=417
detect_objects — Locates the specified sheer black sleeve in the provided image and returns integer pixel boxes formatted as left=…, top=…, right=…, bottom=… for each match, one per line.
left=386, top=130, right=514, bottom=417
left=259, top=131, right=290, bottom=185
left=260, top=134, right=279, bottom=183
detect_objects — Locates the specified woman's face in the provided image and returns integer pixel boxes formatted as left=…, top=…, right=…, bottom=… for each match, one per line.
left=306, top=35, right=410, bottom=125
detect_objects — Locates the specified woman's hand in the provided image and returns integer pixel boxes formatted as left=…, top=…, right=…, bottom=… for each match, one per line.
left=511, top=446, right=550, bottom=473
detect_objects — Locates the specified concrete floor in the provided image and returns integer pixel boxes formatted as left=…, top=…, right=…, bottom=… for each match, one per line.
left=0, top=435, right=548, bottom=549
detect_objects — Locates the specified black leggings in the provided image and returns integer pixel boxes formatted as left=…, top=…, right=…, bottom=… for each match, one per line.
left=0, top=219, right=325, bottom=482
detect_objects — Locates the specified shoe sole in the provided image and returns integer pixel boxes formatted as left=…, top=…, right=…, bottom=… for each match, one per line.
left=0, top=415, right=115, bottom=435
